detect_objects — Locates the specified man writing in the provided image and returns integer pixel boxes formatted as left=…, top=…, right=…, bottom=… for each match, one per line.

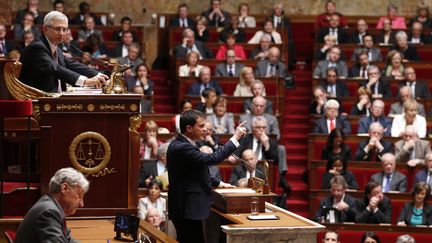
left=20, top=11, right=108, bottom=93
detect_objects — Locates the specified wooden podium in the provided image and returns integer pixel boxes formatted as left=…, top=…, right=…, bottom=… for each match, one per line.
left=38, top=93, right=142, bottom=216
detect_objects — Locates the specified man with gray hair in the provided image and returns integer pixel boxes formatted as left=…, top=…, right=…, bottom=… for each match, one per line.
left=254, top=46, right=287, bottom=78
left=313, top=99, right=351, bottom=134
left=172, top=28, right=213, bottom=59
left=15, top=167, right=89, bottom=243
left=395, top=125, right=431, bottom=166
left=249, top=34, right=272, bottom=60
left=399, top=66, right=430, bottom=99
left=354, top=122, right=393, bottom=161
left=396, top=234, right=416, bottom=243
left=20, top=11, right=108, bottom=93
left=357, top=99, right=392, bottom=136
left=139, top=143, right=169, bottom=188
left=370, top=153, right=407, bottom=193
left=391, top=31, right=420, bottom=61
left=389, top=85, right=426, bottom=117
left=359, top=65, right=391, bottom=98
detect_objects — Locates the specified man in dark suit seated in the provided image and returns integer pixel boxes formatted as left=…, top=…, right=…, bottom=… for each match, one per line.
left=359, top=65, right=391, bottom=99
left=229, top=149, right=266, bottom=186
left=408, top=21, right=430, bottom=44
left=187, top=66, right=223, bottom=96
left=357, top=99, right=392, bottom=136
left=112, top=16, right=138, bottom=42
left=215, top=49, right=245, bottom=77
left=349, top=19, right=369, bottom=44
left=170, top=3, right=195, bottom=28
left=15, top=167, right=89, bottom=243
left=254, top=47, right=287, bottom=78
left=370, top=153, right=407, bottom=193
left=201, top=0, right=231, bottom=28
left=389, top=85, right=426, bottom=117
left=195, top=88, right=217, bottom=114
left=172, top=28, right=214, bottom=59
left=349, top=51, right=371, bottom=78
left=414, top=152, right=432, bottom=185
left=319, top=68, right=349, bottom=99
left=69, top=1, right=102, bottom=26
left=399, top=66, right=431, bottom=99
left=243, top=80, right=274, bottom=114
left=14, top=0, right=44, bottom=25
left=350, top=35, right=383, bottom=63
left=316, top=175, right=357, bottom=223
left=313, top=99, right=351, bottom=135
left=19, top=11, right=108, bottom=93
left=317, top=14, right=348, bottom=44
left=110, top=30, right=135, bottom=58
left=354, top=122, right=393, bottom=162
left=390, top=31, right=420, bottom=61
left=354, top=180, right=392, bottom=224
left=139, top=143, right=169, bottom=188
left=395, top=125, right=431, bottom=166
left=0, top=24, right=16, bottom=57
left=249, top=34, right=272, bottom=61
left=313, top=47, right=348, bottom=79
left=167, top=109, right=247, bottom=243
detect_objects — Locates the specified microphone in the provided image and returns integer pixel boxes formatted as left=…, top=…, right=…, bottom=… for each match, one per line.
left=119, top=64, right=134, bottom=73
left=70, top=45, right=109, bottom=67
left=231, top=154, right=266, bottom=179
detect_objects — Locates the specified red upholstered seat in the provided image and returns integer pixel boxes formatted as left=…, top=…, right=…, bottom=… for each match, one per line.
left=0, top=100, right=33, bottom=117
left=4, top=230, right=16, bottom=243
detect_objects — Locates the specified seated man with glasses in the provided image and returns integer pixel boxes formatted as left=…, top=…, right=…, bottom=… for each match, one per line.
left=20, top=11, right=108, bottom=93
left=359, top=65, right=391, bottom=99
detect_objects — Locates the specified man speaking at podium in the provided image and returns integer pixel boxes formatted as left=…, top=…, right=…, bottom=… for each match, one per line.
left=19, top=11, right=108, bottom=93
left=167, top=109, right=247, bottom=243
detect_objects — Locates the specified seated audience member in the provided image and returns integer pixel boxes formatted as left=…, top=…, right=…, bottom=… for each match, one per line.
left=310, top=85, right=332, bottom=116
left=201, top=0, right=231, bottom=28
left=389, top=86, right=426, bottom=117
left=350, top=51, right=371, bottom=78
left=321, top=128, right=352, bottom=162
left=399, top=67, right=431, bottom=99
left=350, top=87, right=372, bottom=116
left=316, top=35, right=338, bottom=61
left=178, top=51, right=203, bottom=77
left=255, top=47, right=287, bottom=78
left=355, top=180, right=392, bottom=224
left=59, top=29, right=78, bottom=58
left=14, top=11, right=41, bottom=41
left=359, top=66, right=391, bottom=98
left=319, top=67, right=349, bottom=98
left=354, top=122, right=393, bottom=162
left=376, top=4, right=407, bottom=29
left=15, top=0, right=44, bottom=25
left=140, top=121, right=162, bottom=160
left=70, top=1, right=102, bottom=26
left=237, top=3, right=256, bottom=28
left=187, top=66, right=223, bottom=96
left=215, top=35, right=246, bottom=60
left=316, top=175, right=357, bottom=222
left=7, top=49, right=21, bottom=61
left=322, top=156, right=359, bottom=190
left=248, top=18, right=282, bottom=44
left=138, top=179, right=166, bottom=221
left=313, top=99, right=351, bottom=135
left=370, top=153, right=407, bottom=193
left=414, top=152, right=432, bottom=184
left=118, top=42, right=143, bottom=77
left=313, top=47, right=348, bottom=79
left=195, top=88, right=217, bottom=114
left=16, top=31, right=35, bottom=52
left=249, top=34, right=272, bottom=61
left=408, top=21, right=429, bottom=44
left=110, top=30, right=134, bottom=58
left=200, top=123, right=222, bottom=152
left=145, top=207, right=163, bottom=230
left=173, top=28, right=213, bottom=59
left=52, top=0, right=65, bottom=13
left=317, top=14, right=348, bottom=44
left=358, top=99, right=392, bottom=136
left=77, top=15, right=103, bottom=43
left=229, top=149, right=266, bottom=186
left=126, top=63, right=154, bottom=99
left=219, top=15, right=246, bottom=43
left=409, top=4, right=431, bottom=28
left=383, top=50, right=404, bottom=80
left=216, top=49, right=245, bottom=77
left=206, top=97, right=234, bottom=134
left=243, top=80, right=273, bottom=114
left=81, top=34, right=108, bottom=58
left=173, top=99, right=193, bottom=134
left=390, top=31, right=420, bottom=61
left=270, top=2, right=291, bottom=29
left=139, top=143, right=169, bottom=188
left=193, top=16, right=209, bottom=43
left=0, top=24, right=15, bottom=57
left=397, top=182, right=432, bottom=226
left=15, top=167, right=89, bottom=243
left=361, top=232, right=381, bottom=243
left=350, top=35, right=383, bottom=62
left=233, top=66, right=254, bottom=97
left=376, top=18, right=397, bottom=45
left=112, top=16, right=138, bottom=41
left=170, top=3, right=195, bottom=28
left=395, top=235, right=416, bottom=243
left=315, top=0, right=347, bottom=28
left=391, top=99, right=427, bottom=138
left=349, top=19, right=369, bottom=44
left=395, top=125, right=431, bottom=166
left=321, top=231, right=341, bottom=243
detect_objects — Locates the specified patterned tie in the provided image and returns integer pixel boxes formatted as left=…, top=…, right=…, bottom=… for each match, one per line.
left=228, top=65, right=234, bottom=76
left=384, top=174, right=391, bottom=192
left=361, top=67, right=367, bottom=78
left=254, top=140, right=262, bottom=159
left=53, top=50, right=62, bottom=93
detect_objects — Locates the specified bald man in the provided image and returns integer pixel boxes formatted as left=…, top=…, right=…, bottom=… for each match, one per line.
left=254, top=47, right=287, bottom=77
left=394, top=125, right=431, bottom=166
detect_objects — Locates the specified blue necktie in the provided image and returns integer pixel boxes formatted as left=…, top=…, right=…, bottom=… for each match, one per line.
left=384, top=174, right=391, bottom=192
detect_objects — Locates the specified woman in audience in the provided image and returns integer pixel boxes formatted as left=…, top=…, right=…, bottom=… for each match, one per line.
left=391, top=99, right=427, bottom=138
left=391, top=31, right=420, bottom=61
left=376, top=4, right=406, bottom=29
left=233, top=66, right=254, bottom=97
left=126, top=63, right=154, bottom=96
left=409, top=4, right=432, bottom=28
left=13, top=11, right=41, bottom=41
left=315, top=34, right=337, bottom=61
left=215, top=34, right=246, bottom=60
left=178, top=51, right=204, bottom=77
left=173, top=98, right=193, bottom=133
left=360, top=231, right=381, bottom=243
left=383, top=50, right=404, bottom=80
left=350, top=87, right=372, bottom=116
left=219, top=15, right=247, bottom=43
left=321, top=155, right=359, bottom=190
left=194, top=16, right=209, bottom=43
left=243, top=80, right=273, bottom=114
left=140, top=120, right=162, bottom=160
left=248, top=18, right=282, bottom=44
left=81, top=34, right=108, bottom=58
left=238, top=3, right=256, bottom=28
left=376, top=19, right=396, bottom=45
left=321, top=128, right=352, bottom=162
left=206, top=97, right=235, bottom=134
left=397, top=182, right=432, bottom=226
left=138, top=179, right=166, bottom=222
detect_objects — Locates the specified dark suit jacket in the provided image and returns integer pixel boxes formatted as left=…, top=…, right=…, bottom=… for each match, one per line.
left=312, top=116, right=352, bottom=135
left=229, top=164, right=266, bottom=185
left=359, top=78, right=392, bottom=97
left=357, top=115, right=392, bottom=136
left=398, top=202, right=432, bottom=225
left=390, top=45, right=421, bottom=61
left=321, top=145, right=352, bottom=162
left=354, top=139, right=393, bottom=161
left=111, top=30, right=138, bottom=42
left=414, top=169, right=430, bottom=184
left=317, top=27, right=349, bottom=44
left=232, top=134, right=278, bottom=165
left=355, top=196, right=392, bottom=224
left=173, top=41, right=214, bottom=59
left=15, top=195, right=76, bottom=243
left=201, top=9, right=231, bottom=27
left=19, top=35, right=98, bottom=93
left=219, top=27, right=247, bottom=43
left=169, top=17, right=195, bottom=28
left=316, top=194, right=358, bottom=222
left=254, top=60, right=287, bottom=78
left=14, top=8, right=44, bottom=25
left=138, top=160, right=158, bottom=187
left=398, top=80, right=431, bottom=99
left=243, top=98, right=273, bottom=114
left=370, top=171, right=408, bottom=193
left=110, top=44, right=126, bottom=58
left=375, top=31, right=396, bottom=45
left=215, top=63, right=245, bottom=77
left=0, top=39, right=16, bottom=55
left=350, top=103, right=369, bottom=116
left=321, top=171, right=359, bottom=190
left=167, top=134, right=237, bottom=221
left=408, top=33, right=430, bottom=44
left=318, top=80, right=350, bottom=98
left=125, top=77, right=154, bottom=96
left=187, top=80, right=223, bottom=96
left=69, top=13, right=102, bottom=26
left=349, top=31, right=369, bottom=44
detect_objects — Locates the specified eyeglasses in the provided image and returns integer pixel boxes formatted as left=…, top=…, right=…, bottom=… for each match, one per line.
left=48, top=25, right=69, bottom=33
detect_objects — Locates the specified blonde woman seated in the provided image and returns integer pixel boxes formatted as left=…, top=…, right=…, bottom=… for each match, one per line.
left=206, top=97, right=235, bottom=134
left=140, top=120, right=162, bottom=160
left=315, top=34, right=338, bottom=61
left=178, top=51, right=204, bottom=77
left=248, top=18, right=282, bottom=44
left=233, top=67, right=254, bottom=97
left=138, top=179, right=166, bottom=221
left=350, top=87, right=372, bottom=116
left=391, top=99, right=426, bottom=138
left=384, top=50, right=404, bottom=80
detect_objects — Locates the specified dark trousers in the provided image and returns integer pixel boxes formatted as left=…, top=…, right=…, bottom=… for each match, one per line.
left=172, top=218, right=204, bottom=243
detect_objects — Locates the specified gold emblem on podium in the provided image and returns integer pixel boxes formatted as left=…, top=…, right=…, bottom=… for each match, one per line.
left=69, top=131, right=116, bottom=177
left=87, top=104, right=95, bottom=112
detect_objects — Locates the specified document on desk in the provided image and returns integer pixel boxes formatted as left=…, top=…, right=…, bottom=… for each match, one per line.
left=214, top=188, right=256, bottom=194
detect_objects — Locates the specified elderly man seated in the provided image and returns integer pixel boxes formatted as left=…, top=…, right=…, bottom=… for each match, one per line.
left=357, top=99, right=392, bottom=136
left=229, top=149, right=266, bottom=186
left=389, top=85, right=426, bottom=117
left=414, top=152, right=432, bottom=185
left=354, top=122, right=393, bottom=162
left=395, top=125, right=431, bottom=167
left=313, top=99, right=351, bottom=135
left=370, top=153, right=407, bottom=193
left=313, top=46, right=348, bottom=79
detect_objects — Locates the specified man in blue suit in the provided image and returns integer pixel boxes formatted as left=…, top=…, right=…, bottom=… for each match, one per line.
left=414, top=152, right=432, bottom=186
left=167, top=109, right=247, bottom=243
left=187, top=66, right=223, bottom=96
left=357, top=99, right=392, bottom=136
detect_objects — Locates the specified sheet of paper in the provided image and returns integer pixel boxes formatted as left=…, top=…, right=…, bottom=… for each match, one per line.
left=214, top=188, right=256, bottom=194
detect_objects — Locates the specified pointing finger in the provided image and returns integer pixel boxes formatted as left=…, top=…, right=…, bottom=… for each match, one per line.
left=238, top=121, right=247, bottom=127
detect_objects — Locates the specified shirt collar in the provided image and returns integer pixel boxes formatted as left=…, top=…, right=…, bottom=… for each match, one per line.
left=46, top=36, right=57, bottom=55
left=179, top=133, right=196, bottom=147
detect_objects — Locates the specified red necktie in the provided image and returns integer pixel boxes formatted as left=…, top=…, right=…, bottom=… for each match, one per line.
left=329, top=119, right=335, bottom=132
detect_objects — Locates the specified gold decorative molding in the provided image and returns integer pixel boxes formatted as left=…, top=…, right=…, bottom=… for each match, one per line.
left=129, top=115, right=142, bottom=133
left=100, top=104, right=125, bottom=111
left=130, top=104, right=138, bottom=112
left=87, top=104, right=95, bottom=112
left=43, top=104, right=51, bottom=112
left=56, top=104, right=83, bottom=111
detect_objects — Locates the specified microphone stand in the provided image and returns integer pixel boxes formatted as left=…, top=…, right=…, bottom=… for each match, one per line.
left=232, top=154, right=269, bottom=194
left=70, top=45, right=109, bottom=68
